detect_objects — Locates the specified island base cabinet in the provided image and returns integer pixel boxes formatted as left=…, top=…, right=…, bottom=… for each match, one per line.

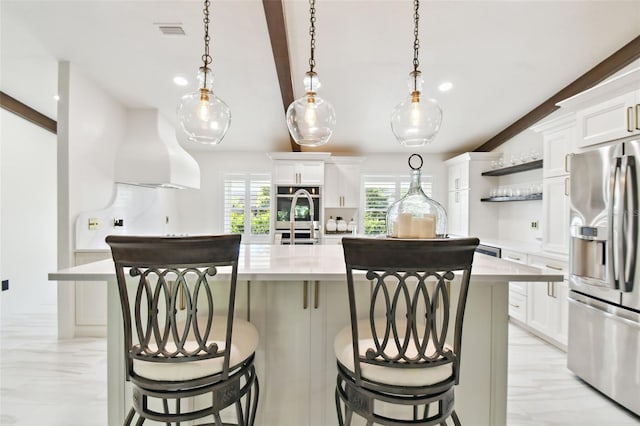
left=250, top=278, right=508, bottom=426
left=74, top=251, right=110, bottom=337
left=250, top=280, right=367, bottom=426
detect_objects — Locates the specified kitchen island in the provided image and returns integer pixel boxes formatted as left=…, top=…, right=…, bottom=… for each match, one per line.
left=49, top=243, right=562, bottom=426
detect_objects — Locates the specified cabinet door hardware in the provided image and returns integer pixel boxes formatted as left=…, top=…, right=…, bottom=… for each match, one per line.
left=314, top=281, right=319, bottom=309
left=547, top=282, right=552, bottom=297
left=564, top=177, right=570, bottom=196
left=545, top=264, right=563, bottom=271
left=636, top=104, right=640, bottom=131
left=509, top=303, right=520, bottom=308
left=506, top=255, right=521, bottom=261
left=455, top=192, right=459, bottom=203
left=565, top=154, right=571, bottom=173
left=628, top=107, right=634, bottom=133
left=303, top=280, right=308, bottom=309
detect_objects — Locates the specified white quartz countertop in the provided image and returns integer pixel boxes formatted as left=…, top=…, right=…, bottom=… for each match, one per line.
left=51, top=243, right=562, bottom=283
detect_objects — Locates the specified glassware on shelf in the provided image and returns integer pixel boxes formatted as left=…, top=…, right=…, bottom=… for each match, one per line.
left=530, top=149, right=540, bottom=160
left=386, top=154, right=447, bottom=238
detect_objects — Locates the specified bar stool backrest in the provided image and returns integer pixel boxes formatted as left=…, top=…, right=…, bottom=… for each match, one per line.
left=341, top=237, right=479, bottom=388
left=106, top=234, right=242, bottom=385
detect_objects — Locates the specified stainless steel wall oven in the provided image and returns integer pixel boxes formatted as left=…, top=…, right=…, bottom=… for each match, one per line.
left=274, top=185, right=321, bottom=244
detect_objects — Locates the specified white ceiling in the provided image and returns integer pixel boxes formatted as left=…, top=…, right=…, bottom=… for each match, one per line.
left=1, top=0, right=639, bottom=155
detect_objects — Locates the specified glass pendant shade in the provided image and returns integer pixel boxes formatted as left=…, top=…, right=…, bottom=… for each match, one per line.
left=391, top=72, right=442, bottom=147
left=386, top=154, right=447, bottom=238
left=286, top=72, right=336, bottom=147
left=177, top=67, right=231, bottom=145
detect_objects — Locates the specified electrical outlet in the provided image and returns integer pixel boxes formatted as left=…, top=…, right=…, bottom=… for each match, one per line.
left=2, top=280, right=8, bottom=291
left=88, top=218, right=99, bottom=230
left=530, top=221, right=539, bottom=230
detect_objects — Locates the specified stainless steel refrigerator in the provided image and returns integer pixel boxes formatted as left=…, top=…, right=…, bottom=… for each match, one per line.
left=568, top=138, right=640, bottom=416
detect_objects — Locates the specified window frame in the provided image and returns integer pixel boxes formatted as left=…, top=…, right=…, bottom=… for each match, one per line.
left=360, top=174, right=433, bottom=236
left=222, top=173, right=272, bottom=243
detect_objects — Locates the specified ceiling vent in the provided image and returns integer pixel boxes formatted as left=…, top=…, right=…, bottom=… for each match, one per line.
left=155, top=23, right=185, bottom=36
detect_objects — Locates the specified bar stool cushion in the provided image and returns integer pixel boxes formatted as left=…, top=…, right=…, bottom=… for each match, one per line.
left=334, top=318, right=453, bottom=387
left=133, top=316, right=258, bottom=382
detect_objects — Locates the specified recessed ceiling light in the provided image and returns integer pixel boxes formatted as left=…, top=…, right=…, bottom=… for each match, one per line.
left=173, top=76, right=188, bottom=87
left=438, top=81, right=454, bottom=92
left=53, top=94, right=60, bottom=101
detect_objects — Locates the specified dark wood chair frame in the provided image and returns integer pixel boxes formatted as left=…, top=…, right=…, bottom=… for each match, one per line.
left=106, top=234, right=259, bottom=426
left=336, top=237, right=480, bottom=426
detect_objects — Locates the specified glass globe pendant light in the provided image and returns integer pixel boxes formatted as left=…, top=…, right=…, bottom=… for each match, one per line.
left=390, top=0, right=442, bottom=147
left=286, top=0, right=336, bottom=147
left=177, top=0, right=230, bottom=145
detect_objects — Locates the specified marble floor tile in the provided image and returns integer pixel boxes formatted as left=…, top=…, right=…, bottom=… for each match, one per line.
left=507, top=323, right=639, bottom=426
left=1, top=311, right=107, bottom=425
left=1, top=312, right=638, bottom=425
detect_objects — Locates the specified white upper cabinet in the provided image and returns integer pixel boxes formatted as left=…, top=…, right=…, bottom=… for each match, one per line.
left=324, top=161, right=361, bottom=208
left=575, top=89, right=640, bottom=148
left=556, top=67, right=640, bottom=150
left=444, top=152, right=500, bottom=238
left=532, top=113, right=575, bottom=255
left=541, top=124, right=574, bottom=178
left=447, top=162, right=470, bottom=191
left=542, top=175, right=570, bottom=254
left=273, top=160, right=325, bottom=185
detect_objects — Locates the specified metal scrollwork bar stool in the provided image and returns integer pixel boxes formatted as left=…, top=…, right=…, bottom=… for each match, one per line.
left=335, top=237, right=479, bottom=426
left=106, top=234, right=259, bottom=426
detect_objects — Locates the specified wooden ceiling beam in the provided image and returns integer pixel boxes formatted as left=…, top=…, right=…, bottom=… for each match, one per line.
left=0, top=91, right=57, bottom=134
left=474, top=35, right=640, bottom=152
left=262, top=0, right=300, bottom=152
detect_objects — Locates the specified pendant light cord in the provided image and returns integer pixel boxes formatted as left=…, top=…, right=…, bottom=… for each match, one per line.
left=309, top=0, right=316, bottom=74
left=412, top=0, right=420, bottom=92
left=201, top=0, right=212, bottom=88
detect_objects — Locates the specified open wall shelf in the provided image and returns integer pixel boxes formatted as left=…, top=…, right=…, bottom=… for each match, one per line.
left=481, top=159, right=543, bottom=176
left=481, top=193, right=542, bottom=202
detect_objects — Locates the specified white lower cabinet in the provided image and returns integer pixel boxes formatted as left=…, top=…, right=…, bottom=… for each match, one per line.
left=501, top=248, right=568, bottom=350
left=502, top=249, right=528, bottom=324
left=526, top=255, right=568, bottom=349
left=251, top=280, right=367, bottom=426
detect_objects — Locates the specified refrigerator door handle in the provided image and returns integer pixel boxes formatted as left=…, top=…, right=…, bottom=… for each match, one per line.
left=622, top=155, right=638, bottom=292
left=608, top=156, right=622, bottom=289
left=570, top=292, right=640, bottom=328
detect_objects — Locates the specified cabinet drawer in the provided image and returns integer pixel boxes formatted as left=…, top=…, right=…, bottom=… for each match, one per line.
left=528, top=254, right=567, bottom=278
left=501, top=249, right=527, bottom=264
left=509, top=290, right=527, bottom=323
left=510, top=281, right=527, bottom=296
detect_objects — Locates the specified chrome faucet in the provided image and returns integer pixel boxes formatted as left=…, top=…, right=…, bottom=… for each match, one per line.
left=289, top=188, right=315, bottom=245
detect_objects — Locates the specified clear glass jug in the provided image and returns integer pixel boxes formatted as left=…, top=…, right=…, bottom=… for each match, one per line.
left=386, top=154, right=447, bottom=238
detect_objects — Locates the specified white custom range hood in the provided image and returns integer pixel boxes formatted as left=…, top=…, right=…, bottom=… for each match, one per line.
left=115, top=109, right=200, bottom=189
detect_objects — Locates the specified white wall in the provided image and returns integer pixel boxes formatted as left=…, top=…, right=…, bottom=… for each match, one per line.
left=173, top=151, right=273, bottom=235
left=0, top=110, right=57, bottom=316
left=173, top=151, right=449, bottom=236
left=492, top=129, right=544, bottom=244
left=361, top=153, right=449, bottom=207
left=56, top=61, right=128, bottom=337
